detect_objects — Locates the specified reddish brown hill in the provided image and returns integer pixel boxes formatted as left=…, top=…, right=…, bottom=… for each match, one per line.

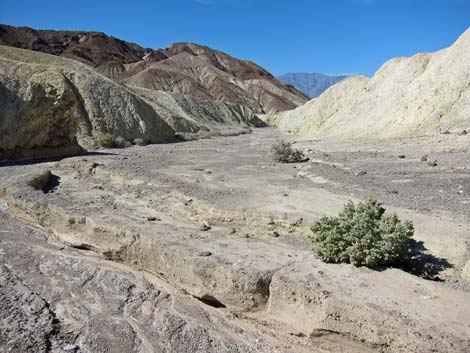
left=0, top=24, right=308, bottom=113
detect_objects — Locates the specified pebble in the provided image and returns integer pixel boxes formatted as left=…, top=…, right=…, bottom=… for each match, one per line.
left=147, top=216, right=158, bottom=221
left=198, top=251, right=212, bottom=257
left=355, top=171, right=367, bottom=176
left=271, top=231, right=280, bottom=238
left=63, top=344, right=78, bottom=351
left=200, top=222, right=211, bottom=231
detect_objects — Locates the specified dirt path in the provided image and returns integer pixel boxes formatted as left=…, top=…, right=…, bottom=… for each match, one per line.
left=1, top=128, right=470, bottom=353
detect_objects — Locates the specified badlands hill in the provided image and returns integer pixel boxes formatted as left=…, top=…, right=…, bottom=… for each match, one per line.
left=0, top=45, right=263, bottom=160
left=272, top=29, right=470, bottom=139
left=0, top=24, right=308, bottom=113
left=278, top=72, right=348, bottom=98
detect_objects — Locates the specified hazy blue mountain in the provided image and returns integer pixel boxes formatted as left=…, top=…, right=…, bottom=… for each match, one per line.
left=277, top=72, right=348, bottom=98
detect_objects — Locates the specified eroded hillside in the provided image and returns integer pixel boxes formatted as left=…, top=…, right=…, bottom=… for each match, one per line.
left=270, top=29, right=470, bottom=139
left=0, top=24, right=308, bottom=114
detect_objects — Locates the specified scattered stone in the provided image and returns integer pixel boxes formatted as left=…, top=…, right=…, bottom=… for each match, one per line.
left=198, top=251, right=212, bottom=257
left=229, top=228, right=236, bottom=234
left=63, top=344, right=79, bottom=351
left=355, top=171, right=367, bottom=176
left=290, top=218, right=303, bottom=226
left=147, top=216, right=158, bottom=221
left=267, top=216, right=275, bottom=225
left=421, top=155, right=428, bottom=162
left=458, top=129, right=468, bottom=135
left=398, top=154, right=406, bottom=159
left=271, top=231, right=280, bottom=238
left=200, top=222, right=211, bottom=231
left=428, top=160, right=438, bottom=167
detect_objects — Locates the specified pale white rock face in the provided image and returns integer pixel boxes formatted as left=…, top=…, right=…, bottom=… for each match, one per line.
left=131, top=86, right=263, bottom=140
left=273, top=29, right=470, bottom=139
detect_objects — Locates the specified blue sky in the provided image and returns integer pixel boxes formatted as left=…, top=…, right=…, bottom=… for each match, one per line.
left=1, top=0, right=469, bottom=76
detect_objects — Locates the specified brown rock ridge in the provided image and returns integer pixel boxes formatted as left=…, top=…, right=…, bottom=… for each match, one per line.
left=0, top=24, right=308, bottom=113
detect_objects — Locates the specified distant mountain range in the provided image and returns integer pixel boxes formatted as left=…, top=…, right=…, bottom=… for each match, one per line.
left=277, top=72, right=348, bottom=98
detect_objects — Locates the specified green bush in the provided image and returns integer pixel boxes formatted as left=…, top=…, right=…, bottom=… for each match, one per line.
left=310, top=199, right=414, bottom=268
left=97, top=133, right=114, bottom=148
left=114, top=136, right=126, bottom=148
left=133, top=138, right=146, bottom=146
left=271, top=140, right=305, bottom=163
left=97, top=133, right=130, bottom=148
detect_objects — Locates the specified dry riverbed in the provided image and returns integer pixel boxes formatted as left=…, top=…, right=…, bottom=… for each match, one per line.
left=1, top=128, right=469, bottom=353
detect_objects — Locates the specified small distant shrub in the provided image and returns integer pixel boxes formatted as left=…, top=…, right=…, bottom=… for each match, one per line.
left=271, top=140, right=305, bottom=163
left=98, top=133, right=114, bottom=148
left=97, top=133, right=130, bottom=148
left=309, top=199, right=414, bottom=268
left=133, top=138, right=146, bottom=146
left=114, top=136, right=126, bottom=148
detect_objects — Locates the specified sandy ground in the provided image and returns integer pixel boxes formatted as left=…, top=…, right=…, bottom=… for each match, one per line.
left=1, top=128, right=469, bottom=353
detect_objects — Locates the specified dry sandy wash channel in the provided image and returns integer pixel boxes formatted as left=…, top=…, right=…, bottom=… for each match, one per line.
left=1, top=128, right=470, bottom=353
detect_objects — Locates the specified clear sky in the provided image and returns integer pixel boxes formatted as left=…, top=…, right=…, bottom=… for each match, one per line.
left=1, top=0, right=469, bottom=76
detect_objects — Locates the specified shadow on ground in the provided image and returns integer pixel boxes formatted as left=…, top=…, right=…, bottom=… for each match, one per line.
left=0, top=151, right=116, bottom=167
left=402, top=239, right=453, bottom=281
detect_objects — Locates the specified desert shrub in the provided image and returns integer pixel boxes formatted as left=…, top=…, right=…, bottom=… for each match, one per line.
left=97, top=133, right=115, bottom=148
left=271, top=140, right=305, bottom=163
left=114, top=136, right=126, bottom=148
left=309, top=199, right=414, bottom=268
left=133, top=138, right=146, bottom=146
left=97, top=133, right=130, bottom=148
